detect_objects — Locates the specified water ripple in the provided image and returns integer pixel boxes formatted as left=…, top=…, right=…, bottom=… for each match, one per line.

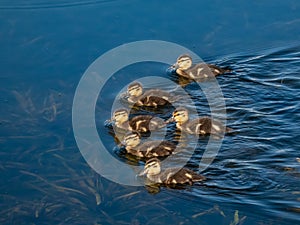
left=0, top=0, right=121, bottom=10
left=181, top=44, right=300, bottom=222
left=2, top=37, right=300, bottom=224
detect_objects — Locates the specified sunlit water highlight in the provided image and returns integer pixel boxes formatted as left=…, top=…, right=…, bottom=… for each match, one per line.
left=1, top=1, right=300, bottom=224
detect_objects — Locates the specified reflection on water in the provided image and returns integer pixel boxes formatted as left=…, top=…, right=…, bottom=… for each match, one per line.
left=0, top=0, right=123, bottom=10
left=1, top=44, right=300, bottom=224
left=1, top=0, right=300, bottom=223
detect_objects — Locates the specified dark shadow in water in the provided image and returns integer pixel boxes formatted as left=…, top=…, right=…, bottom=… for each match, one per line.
left=1, top=21, right=300, bottom=225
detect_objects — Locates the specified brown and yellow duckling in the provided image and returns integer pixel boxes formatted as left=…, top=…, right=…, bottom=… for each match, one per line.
left=122, top=132, right=176, bottom=158
left=125, top=82, right=176, bottom=107
left=171, top=54, right=231, bottom=80
left=139, top=158, right=206, bottom=185
left=168, top=107, right=232, bottom=135
left=110, top=108, right=165, bottom=133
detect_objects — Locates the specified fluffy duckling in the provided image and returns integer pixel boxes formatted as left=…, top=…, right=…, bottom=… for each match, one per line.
left=122, top=132, right=176, bottom=158
left=168, top=107, right=231, bottom=135
left=140, top=158, right=205, bottom=185
left=125, top=82, right=176, bottom=107
left=111, top=108, right=165, bottom=133
left=171, top=54, right=231, bottom=80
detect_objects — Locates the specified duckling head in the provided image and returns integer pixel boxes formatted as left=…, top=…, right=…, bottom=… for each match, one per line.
left=142, top=158, right=161, bottom=176
left=123, top=132, right=141, bottom=148
left=113, top=108, right=129, bottom=124
left=172, top=107, right=189, bottom=125
left=175, top=54, right=193, bottom=71
left=127, top=82, right=143, bottom=98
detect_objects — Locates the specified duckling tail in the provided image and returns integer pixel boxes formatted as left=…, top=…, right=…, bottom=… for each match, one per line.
left=192, top=173, right=206, bottom=182
left=225, top=126, right=234, bottom=133
left=220, top=66, right=233, bottom=73
left=208, top=64, right=233, bottom=76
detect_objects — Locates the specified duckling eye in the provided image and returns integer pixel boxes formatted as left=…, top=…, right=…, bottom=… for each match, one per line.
left=126, top=134, right=138, bottom=140
left=129, top=86, right=141, bottom=92
left=115, top=112, right=126, bottom=117
left=153, top=164, right=159, bottom=169
left=178, top=58, right=190, bottom=63
left=175, top=112, right=186, bottom=117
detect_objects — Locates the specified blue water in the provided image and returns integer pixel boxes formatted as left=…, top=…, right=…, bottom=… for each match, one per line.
left=1, top=1, right=300, bottom=224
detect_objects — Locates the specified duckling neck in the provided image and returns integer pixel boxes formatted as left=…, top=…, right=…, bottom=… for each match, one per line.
left=115, top=121, right=130, bottom=130
left=176, top=119, right=189, bottom=130
left=176, top=69, right=190, bottom=78
left=128, top=96, right=144, bottom=106
left=126, top=142, right=140, bottom=150
left=127, top=96, right=138, bottom=103
left=147, top=174, right=162, bottom=183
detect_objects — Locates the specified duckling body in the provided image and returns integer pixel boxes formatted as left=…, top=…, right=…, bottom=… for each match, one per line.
left=112, top=109, right=165, bottom=133
left=172, top=54, right=231, bottom=80
left=170, top=107, right=231, bottom=135
left=123, top=132, right=176, bottom=158
left=141, top=158, right=205, bottom=185
left=126, top=82, right=175, bottom=107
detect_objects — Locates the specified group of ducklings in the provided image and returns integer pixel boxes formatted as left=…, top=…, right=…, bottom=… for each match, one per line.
left=105, top=54, right=232, bottom=187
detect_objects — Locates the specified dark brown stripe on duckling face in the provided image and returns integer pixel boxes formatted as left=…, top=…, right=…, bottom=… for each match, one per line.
left=173, top=107, right=188, bottom=115
left=128, top=82, right=142, bottom=92
left=113, top=109, right=128, bottom=117
left=177, top=54, right=192, bottom=63
left=173, top=111, right=187, bottom=118
left=145, top=157, right=160, bottom=166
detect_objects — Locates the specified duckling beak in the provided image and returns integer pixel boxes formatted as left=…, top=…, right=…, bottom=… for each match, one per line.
left=119, top=91, right=129, bottom=100
left=166, top=116, right=175, bottom=123
left=138, top=169, right=146, bottom=177
left=123, top=93, right=130, bottom=99
left=104, top=118, right=114, bottom=127
left=120, top=140, right=126, bottom=147
left=170, top=63, right=178, bottom=69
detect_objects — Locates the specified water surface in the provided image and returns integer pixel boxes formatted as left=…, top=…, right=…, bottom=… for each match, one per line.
left=1, top=0, right=300, bottom=224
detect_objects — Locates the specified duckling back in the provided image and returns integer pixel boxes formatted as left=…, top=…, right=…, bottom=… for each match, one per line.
left=127, top=140, right=176, bottom=158
left=129, top=89, right=175, bottom=108
left=172, top=53, right=232, bottom=79
left=163, top=167, right=206, bottom=185
left=182, top=117, right=231, bottom=135
left=185, top=63, right=231, bottom=79
left=148, top=167, right=205, bottom=185
left=129, top=115, right=165, bottom=133
left=207, top=64, right=232, bottom=76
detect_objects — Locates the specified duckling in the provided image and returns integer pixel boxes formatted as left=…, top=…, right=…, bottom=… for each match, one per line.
left=125, top=82, right=176, bottom=107
left=171, top=54, right=231, bottom=80
left=110, top=108, right=165, bottom=133
left=122, top=132, right=176, bottom=158
left=140, top=158, right=206, bottom=185
left=168, top=107, right=231, bottom=135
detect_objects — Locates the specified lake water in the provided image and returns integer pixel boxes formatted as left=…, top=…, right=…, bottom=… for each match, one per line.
left=1, top=0, right=300, bottom=224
